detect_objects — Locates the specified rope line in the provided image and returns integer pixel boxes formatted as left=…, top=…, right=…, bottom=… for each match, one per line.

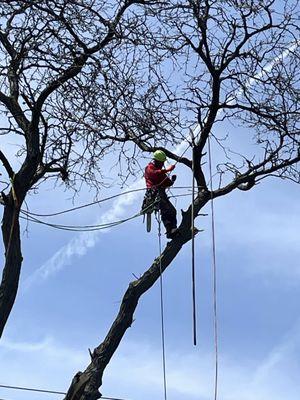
left=0, top=384, right=129, bottom=400
left=20, top=209, right=142, bottom=232
left=23, top=188, right=147, bottom=218
left=19, top=200, right=159, bottom=232
left=190, top=130, right=197, bottom=346
left=208, top=136, right=219, bottom=400
left=19, top=192, right=193, bottom=233
left=19, top=187, right=192, bottom=218
left=0, top=383, right=65, bottom=395
left=156, top=212, right=168, bottom=400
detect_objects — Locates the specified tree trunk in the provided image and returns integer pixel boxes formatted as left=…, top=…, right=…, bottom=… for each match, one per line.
left=0, top=198, right=23, bottom=338
left=64, top=191, right=210, bottom=400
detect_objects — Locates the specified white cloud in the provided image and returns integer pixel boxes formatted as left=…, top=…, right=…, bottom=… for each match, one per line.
left=23, top=180, right=145, bottom=288
left=207, top=185, right=300, bottom=281
left=0, top=336, right=88, bottom=400
left=1, top=329, right=300, bottom=400
left=106, top=336, right=300, bottom=400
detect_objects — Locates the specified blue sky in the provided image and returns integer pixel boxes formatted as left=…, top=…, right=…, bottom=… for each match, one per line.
left=0, top=130, right=299, bottom=400
left=0, top=17, right=299, bottom=398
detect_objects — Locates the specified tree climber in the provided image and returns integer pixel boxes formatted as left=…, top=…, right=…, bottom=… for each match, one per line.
left=142, top=150, right=179, bottom=239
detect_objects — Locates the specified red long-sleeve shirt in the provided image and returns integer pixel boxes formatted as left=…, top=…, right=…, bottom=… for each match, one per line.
left=144, top=162, right=173, bottom=189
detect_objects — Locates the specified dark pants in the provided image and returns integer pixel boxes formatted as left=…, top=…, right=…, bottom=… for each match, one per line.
left=142, top=188, right=177, bottom=234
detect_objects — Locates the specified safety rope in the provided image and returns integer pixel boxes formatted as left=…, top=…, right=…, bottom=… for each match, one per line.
left=208, top=136, right=219, bottom=400
left=190, top=130, right=197, bottom=346
left=19, top=187, right=192, bottom=218
left=18, top=192, right=192, bottom=233
left=22, top=188, right=148, bottom=217
left=156, top=212, right=168, bottom=400
left=20, top=207, right=145, bottom=232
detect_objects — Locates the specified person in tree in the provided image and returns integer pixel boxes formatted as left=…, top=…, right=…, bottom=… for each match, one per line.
left=142, top=150, right=179, bottom=239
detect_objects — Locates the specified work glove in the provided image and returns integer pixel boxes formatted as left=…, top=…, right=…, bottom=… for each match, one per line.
left=165, top=164, right=175, bottom=172
left=171, top=175, right=177, bottom=182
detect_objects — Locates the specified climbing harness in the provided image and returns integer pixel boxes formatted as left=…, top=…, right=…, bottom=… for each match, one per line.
left=141, top=188, right=161, bottom=232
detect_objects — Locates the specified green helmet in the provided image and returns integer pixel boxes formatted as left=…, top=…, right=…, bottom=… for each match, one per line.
left=153, top=150, right=167, bottom=162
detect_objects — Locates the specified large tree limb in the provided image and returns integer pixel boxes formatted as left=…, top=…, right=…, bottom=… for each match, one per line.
left=0, top=91, right=30, bottom=133
left=0, top=151, right=14, bottom=180
left=213, top=153, right=300, bottom=199
left=0, top=202, right=22, bottom=338
left=64, top=190, right=210, bottom=400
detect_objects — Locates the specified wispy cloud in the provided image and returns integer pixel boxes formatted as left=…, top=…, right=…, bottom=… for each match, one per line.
left=24, top=180, right=145, bottom=288
left=0, top=336, right=87, bottom=400
left=245, top=39, right=300, bottom=91
left=107, top=330, right=300, bottom=400
left=1, top=330, right=300, bottom=400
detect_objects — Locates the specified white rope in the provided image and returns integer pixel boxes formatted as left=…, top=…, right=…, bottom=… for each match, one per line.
left=157, top=212, right=168, bottom=400
left=190, top=129, right=197, bottom=346
left=208, top=136, right=219, bottom=400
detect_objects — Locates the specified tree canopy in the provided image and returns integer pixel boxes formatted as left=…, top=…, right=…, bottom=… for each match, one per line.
left=0, top=1, right=299, bottom=399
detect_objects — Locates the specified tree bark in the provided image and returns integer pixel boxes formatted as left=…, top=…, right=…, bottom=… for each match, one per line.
left=0, top=198, right=22, bottom=338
